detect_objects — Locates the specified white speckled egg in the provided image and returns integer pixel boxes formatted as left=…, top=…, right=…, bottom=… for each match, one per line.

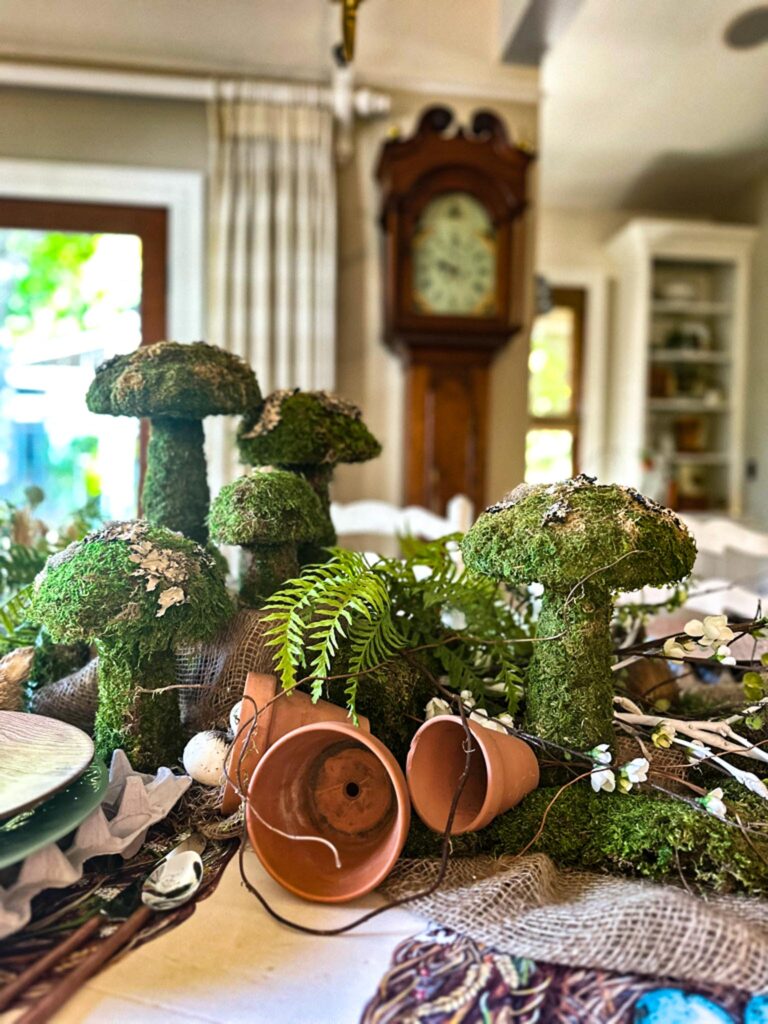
left=229, top=700, right=243, bottom=738
left=182, top=730, right=229, bottom=786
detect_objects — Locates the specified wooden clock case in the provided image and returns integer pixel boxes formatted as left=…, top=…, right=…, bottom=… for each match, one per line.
left=376, top=105, right=533, bottom=513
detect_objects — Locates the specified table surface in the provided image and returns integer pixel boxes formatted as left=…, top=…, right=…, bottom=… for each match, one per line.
left=1, top=849, right=423, bottom=1024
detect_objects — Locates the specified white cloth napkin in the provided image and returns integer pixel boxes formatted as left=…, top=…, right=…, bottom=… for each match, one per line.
left=0, top=750, right=190, bottom=939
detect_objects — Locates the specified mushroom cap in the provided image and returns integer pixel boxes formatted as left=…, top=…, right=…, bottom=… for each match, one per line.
left=33, top=520, right=231, bottom=649
left=461, top=475, right=696, bottom=592
left=237, top=388, right=382, bottom=468
left=86, top=341, right=261, bottom=420
left=208, top=468, right=326, bottom=546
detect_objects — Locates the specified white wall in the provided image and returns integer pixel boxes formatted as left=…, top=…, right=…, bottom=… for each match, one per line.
left=0, top=82, right=538, bottom=509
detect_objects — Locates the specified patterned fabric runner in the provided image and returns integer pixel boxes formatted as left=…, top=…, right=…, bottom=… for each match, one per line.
left=361, top=927, right=768, bottom=1023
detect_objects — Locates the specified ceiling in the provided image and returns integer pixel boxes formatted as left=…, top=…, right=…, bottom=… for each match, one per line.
left=539, top=0, right=768, bottom=210
left=0, top=0, right=537, bottom=101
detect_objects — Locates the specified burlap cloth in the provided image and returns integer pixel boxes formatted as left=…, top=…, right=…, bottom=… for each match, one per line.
left=17, top=609, right=768, bottom=993
left=382, top=854, right=768, bottom=994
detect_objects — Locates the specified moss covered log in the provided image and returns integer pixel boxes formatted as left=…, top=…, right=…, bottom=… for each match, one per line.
left=33, top=521, right=232, bottom=769
left=462, top=476, right=696, bottom=750
left=87, top=341, right=261, bottom=544
left=406, top=785, right=768, bottom=894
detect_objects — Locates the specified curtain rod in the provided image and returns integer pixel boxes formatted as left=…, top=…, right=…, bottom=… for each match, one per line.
left=0, top=57, right=391, bottom=120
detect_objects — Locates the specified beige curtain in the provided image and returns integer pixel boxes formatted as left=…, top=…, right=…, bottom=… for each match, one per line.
left=208, top=79, right=337, bottom=489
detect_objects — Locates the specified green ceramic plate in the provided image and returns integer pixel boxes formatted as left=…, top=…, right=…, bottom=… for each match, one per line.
left=0, top=759, right=109, bottom=871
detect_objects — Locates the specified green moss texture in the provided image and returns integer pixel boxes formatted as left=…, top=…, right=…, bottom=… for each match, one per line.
left=208, top=469, right=323, bottom=545
left=209, top=469, right=325, bottom=606
left=407, top=785, right=768, bottom=894
left=240, top=542, right=300, bottom=607
left=462, top=477, right=696, bottom=750
left=143, top=418, right=210, bottom=544
left=87, top=341, right=261, bottom=420
left=462, top=477, right=696, bottom=593
left=528, top=585, right=614, bottom=749
left=237, top=389, right=381, bottom=469
left=33, top=521, right=232, bottom=769
left=319, top=652, right=434, bottom=766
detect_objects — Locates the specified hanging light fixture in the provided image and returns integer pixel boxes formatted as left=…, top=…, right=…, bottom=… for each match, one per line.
left=332, top=0, right=365, bottom=66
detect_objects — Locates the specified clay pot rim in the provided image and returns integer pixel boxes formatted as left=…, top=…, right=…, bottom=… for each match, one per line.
left=246, top=720, right=411, bottom=903
left=408, top=715, right=504, bottom=834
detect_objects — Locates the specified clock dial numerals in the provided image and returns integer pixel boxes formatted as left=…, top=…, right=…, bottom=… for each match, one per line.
left=411, top=192, right=497, bottom=317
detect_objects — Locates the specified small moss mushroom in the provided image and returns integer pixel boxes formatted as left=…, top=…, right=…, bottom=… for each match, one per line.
left=33, top=521, right=232, bottom=770
left=87, top=341, right=261, bottom=544
left=208, top=468, right=325, bottom=606
left=237, top=389, right=382, bottom=552
left=461, top=475, right=696, bottom=750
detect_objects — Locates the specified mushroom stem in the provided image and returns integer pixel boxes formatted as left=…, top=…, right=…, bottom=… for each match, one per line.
left=94, top=643, right=183, bottom=771
left=144, top=417, right=210, bottom=544
left=289, top=463, right=336, bottom=562
left=240, top=541, right=300, bottom=607
left=525, top=584, right=614, bottom=750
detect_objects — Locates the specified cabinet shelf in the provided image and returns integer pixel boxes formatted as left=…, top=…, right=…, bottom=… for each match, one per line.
left=606, top=216, right=756, bottom=517
left=669, top=452, right=731, bottom=466
left=648, top=350, right=730, bottom=364
left=647, top=399, right=730, bottom=413
left=651, top=299, right=732, bottom=316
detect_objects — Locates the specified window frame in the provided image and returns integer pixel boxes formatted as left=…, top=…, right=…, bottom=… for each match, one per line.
left=0, top=197, right=167, bottom=501
left=526, top=285, right=587, bottom=479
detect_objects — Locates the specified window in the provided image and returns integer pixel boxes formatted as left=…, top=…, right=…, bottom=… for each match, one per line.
left=0, top=199, right=166, bottom=525
left=525, top=287, right=586, bottom=483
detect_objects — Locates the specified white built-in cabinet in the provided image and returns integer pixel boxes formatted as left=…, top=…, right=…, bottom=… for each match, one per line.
left=606, top=219, right=756, bottom=516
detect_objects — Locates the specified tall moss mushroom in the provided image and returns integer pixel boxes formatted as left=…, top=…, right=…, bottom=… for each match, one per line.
left=87, top=341, right=261, bottom=544
left=237, top=389, right=382, bottom=552
left=461, top=475, right=696, bottom=750
left=208, top=468, right=325, bottom=606
left=33, top=521, right=232, bottom=770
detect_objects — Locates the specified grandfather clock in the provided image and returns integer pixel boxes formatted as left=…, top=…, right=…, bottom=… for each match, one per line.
left=376, top=105, right=533, bottom=513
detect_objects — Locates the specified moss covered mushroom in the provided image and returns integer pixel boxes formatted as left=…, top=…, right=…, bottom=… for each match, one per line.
left=87, top=341, right=261, bottom=544
left=33, top=521, right=232, bottom=770
left=209, top=468, right=325, bottom=606
left=461, top=475, right=696, bottom=750
left=237, top=389, right=381, bottom=551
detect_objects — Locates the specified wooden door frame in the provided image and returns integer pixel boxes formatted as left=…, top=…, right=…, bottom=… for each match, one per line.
left=0, top=197, right=168, bottom=500
left=0, top=158, right=205, bottom=502
left=528, top=285, right=588, bottom=477
left=0, top=159, right=204, bottom=342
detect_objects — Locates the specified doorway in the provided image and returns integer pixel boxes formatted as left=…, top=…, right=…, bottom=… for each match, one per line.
left=525, top=285, right=587, bottom=483
left=0, top=198, right=167, bottom=524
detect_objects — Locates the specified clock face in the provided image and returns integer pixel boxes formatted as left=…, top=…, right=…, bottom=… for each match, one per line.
left=411, top=192, right=497, bottom=317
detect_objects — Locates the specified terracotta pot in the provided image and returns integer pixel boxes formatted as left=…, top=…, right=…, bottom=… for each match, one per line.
left=220, top=672, right=369, bottom=815
left=246, top=722, right=410, bottom=903
left=406, top=716, right=539, bottom=834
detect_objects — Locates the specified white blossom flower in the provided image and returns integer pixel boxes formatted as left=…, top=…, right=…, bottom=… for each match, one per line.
left=425, top=697, right=452, bottom=719
left=700, top=787, right=727, bottom=819
left=617, top=757, right=649, bottom=793
left=663, top=638, right=688, bottom=660
left=714, top=645, right=736, bottom=666
left=587, top=743, right=612, bottom=765
left=469, top=709, right=502, bottom=732
left=591, top=767, right=616, bottom=793
left=460, top=690, right=477, bottom=709
left=703, top=615, right=735, bottom=644
left=496, top=713, right=515, bottom=729
left=726, top=766, right=768, bottom=799
left=652, top=721, right=676, bottom=749
left=684, top=619, right=706, bottom=638
left=441, top=607, right=467, bottom=631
